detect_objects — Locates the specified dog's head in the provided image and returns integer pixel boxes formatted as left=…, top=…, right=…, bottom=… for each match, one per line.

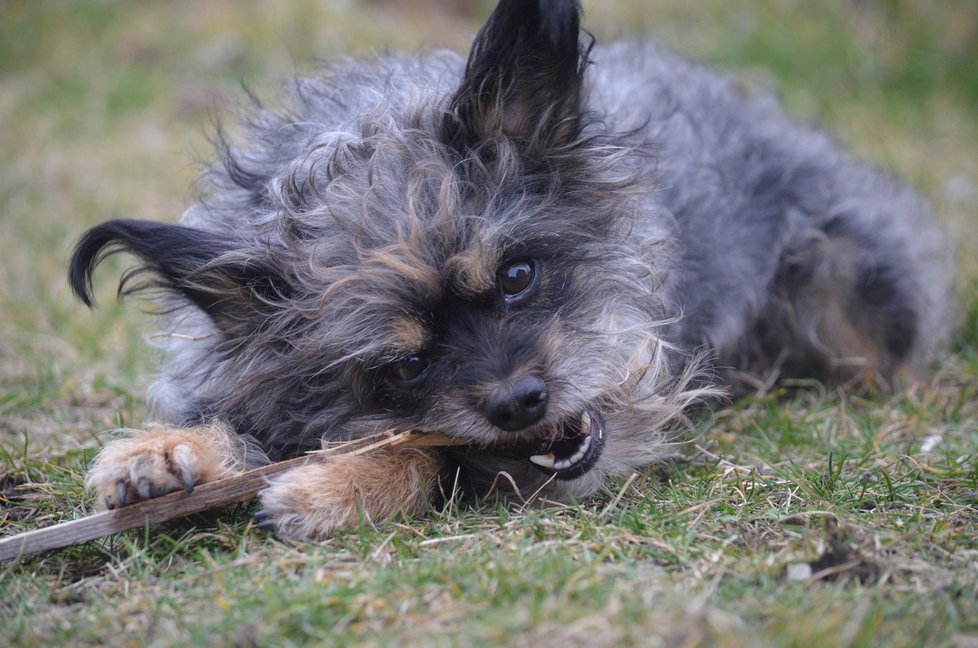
left=70, top=0, right=701, bottom=499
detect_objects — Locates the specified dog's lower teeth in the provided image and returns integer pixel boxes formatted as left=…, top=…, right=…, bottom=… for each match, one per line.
left=530, top=413, right=598, bottom=472
left=568, top=435, right=591, bottom=465
left=535, top=435, right=592, bottom=471
left=530, top=453, right=556, bottom=468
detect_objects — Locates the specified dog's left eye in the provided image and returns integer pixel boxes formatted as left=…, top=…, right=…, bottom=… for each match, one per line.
left=499, top=260, right=535, bottom=297
left=390, top=355, right=430, bottom=383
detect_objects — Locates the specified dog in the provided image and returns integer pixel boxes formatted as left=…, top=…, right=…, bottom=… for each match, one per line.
left=69, top=0, right=954, bottom=541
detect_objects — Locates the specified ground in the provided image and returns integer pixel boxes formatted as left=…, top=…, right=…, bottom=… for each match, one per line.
left=1, top=1, right=977, bottom=646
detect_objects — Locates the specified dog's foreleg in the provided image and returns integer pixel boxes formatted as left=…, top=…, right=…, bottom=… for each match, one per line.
left=86, top=423, right=247, bottom=510
left=256, top=447, right=442, bottom=541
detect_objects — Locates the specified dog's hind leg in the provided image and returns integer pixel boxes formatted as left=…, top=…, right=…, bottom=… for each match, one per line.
left=86, top=423, right=247, bottom=510
left=731, top=216, right=944, bottom=390
left=256, top=447, right=443, bottom=541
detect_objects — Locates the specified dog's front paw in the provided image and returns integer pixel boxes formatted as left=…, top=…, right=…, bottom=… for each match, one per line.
left=256, top=448, right=442, bottom=541
left=255, top=464, right=365, bottom=541
left=86, top=424, right=244, bottom=510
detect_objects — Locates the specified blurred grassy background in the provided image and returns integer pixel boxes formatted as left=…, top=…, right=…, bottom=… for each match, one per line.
left=1, top=1, right=976, bottom=646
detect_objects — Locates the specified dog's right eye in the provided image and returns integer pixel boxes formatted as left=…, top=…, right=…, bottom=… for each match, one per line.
left=390, top=355, right=430, bottom=383
left=499, top=260, right=535, bottom=298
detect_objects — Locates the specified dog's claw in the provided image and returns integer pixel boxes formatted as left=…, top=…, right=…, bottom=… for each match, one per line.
left=115, top=481, right=127, bottom=508
left=179, top=465, right=195, bottom=494
left=136, top=477, right=151, bottom=500
left=254, top=509, right=275, bottom=530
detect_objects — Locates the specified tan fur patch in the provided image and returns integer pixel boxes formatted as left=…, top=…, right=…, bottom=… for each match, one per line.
left=86, top=423, right=246, bottom=510
left=444, top=238, right=498, bottom=297
left=388, top=317, right=429, bottom=351
left=360, top=246, right=443, bottom=296
left=791, top=233, right=885, bottom=383
left=258, top=447, right=442, bottom=541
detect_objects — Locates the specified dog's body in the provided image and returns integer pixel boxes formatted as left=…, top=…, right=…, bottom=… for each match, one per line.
left=70, top=1, right=953, bottom=540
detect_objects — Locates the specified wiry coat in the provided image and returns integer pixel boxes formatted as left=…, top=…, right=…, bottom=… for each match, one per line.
left=70, top=0, right=953, bottom=531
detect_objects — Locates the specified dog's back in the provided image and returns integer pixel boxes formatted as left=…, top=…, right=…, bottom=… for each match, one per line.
left=589, top=41, right=954, bottom=390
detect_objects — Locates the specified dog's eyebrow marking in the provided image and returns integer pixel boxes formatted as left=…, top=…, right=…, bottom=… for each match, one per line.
left=358, top=247, right=442, bottom=294
left=444, top=242, right=497, bottom=297
left=387, top=317, right=429, bottom=352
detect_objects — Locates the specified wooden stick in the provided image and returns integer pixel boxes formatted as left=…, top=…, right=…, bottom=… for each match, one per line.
left=0, top=455, right=307, bottom=563
left=0, top=430, right=465, bottom=563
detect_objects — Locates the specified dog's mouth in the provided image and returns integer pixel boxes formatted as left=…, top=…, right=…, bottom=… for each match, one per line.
left=523, top=410, right=605, bottom=480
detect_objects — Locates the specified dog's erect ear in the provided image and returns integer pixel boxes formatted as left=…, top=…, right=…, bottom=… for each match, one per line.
left=444, top=0, right=588, bottom=155
left=69, top=219, right=292, bottom=335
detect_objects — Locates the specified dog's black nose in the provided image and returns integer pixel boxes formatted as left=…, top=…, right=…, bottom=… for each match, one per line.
left=486, top=375, right=548, bottom=431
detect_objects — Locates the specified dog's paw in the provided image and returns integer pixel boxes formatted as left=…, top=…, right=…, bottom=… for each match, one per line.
left=255, top=464, right=365, bottom=541
left=86, top=424, right=244, bottom=510
left=256, top=448, right=442, bottom=541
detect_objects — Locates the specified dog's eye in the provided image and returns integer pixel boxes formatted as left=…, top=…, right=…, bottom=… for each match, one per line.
left=499, top=260, right=535, bottom=297
left=390, top=354, right=430, bottom=383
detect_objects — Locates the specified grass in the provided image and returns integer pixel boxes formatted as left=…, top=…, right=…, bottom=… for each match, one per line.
left=1, top=0, right=976, bottom=645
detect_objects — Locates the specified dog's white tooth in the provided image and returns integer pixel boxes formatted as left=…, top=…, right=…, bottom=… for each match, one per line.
left=580, top=411, right=592, bottom=435
left=554, top=458, right=571, bottom=470
left=579, top=435, right=592, bottom=454
left=566, top=436, right=592, bottom=465
left=530, top=454, right=556, bottom=469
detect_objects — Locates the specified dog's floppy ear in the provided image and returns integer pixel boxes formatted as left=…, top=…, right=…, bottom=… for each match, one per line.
left=69, top=219, right=292, bottom=335
left=444, top=0, right=588, bottom=155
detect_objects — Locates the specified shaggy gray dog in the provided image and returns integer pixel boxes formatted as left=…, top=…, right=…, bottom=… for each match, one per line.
left=70, top=0, right=953, bottom=540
